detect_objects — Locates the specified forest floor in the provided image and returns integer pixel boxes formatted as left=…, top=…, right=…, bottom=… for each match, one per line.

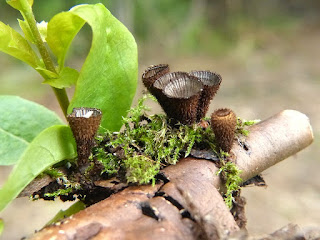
left=0, top=24, right=319, bottom=239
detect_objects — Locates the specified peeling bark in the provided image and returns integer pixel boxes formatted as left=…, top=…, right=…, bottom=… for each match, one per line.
left=27, top=110, right=313, bottom=240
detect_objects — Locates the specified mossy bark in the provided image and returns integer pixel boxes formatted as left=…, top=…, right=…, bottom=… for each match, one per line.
left=27, top=110, right=313, bottom=240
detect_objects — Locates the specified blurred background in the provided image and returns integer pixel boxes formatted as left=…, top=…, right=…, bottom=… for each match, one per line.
left=0, top=0, right=319, bottom=239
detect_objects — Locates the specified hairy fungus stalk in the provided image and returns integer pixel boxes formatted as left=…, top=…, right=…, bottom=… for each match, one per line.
left=67, top=108, right=102, bottom=172
left=211, top=108, right=237, bottom=153
left=155, top=72, right=203, bottom=125
left=189, top=71, right=222, bottom=121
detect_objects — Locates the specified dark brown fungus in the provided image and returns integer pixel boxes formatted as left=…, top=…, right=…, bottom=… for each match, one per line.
left=154, top=72, right=203, bottom=125
left=142, top=64, right=170, bottom=90
left=211, top=108, right=237, bottom=153
left=189, top=71, right=222, bottom=121
left=67, top=108, right=102, bottom=172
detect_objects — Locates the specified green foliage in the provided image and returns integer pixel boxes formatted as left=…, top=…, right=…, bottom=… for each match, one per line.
left=0, top=21, right=41, bottom=68
left=0, top=0, right=138, bottom=218
left=6, top=0, right=33, bottom=11
left=0, top=125, right=77, bottom=212
left=46, top=12, right=85, bottom=68
left=42, top=67, right=79, bottom=89
left=0, top=2, right=138, bottom=130
left=217, top=161, right=243, bottom=209
left=0, top=96, right=64, bottom=165
left=45, top=201, right=86, bottom=226
left=67, top=4, right=138, bottom=132
left=0, top=218, right=3, bottom=236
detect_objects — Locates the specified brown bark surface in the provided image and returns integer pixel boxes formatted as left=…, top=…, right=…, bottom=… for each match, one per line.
left=28, top=110, right=313, bottom=240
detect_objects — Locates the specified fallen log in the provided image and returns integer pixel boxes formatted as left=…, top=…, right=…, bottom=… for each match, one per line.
left=28, top=110, right=313, bottom=240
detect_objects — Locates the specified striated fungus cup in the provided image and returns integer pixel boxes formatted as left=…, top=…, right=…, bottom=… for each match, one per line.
left=189, top=70, right=222, bottom=121
left=67, top=107, right=102, bottom=171
left=142, top=64, right=170, bottom=92
left=211, top=108, right=237, bottom=153
left=154, top=72, right=203, bottom=125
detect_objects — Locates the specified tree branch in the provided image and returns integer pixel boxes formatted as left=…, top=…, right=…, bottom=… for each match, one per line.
left=27, top=110, right=313, bottom=240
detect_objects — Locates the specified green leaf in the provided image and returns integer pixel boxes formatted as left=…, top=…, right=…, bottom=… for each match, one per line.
left=46, top=201, right=86, bottom=226
left=67, top=4, right=138, bottom=132
left=0, top=21, right=41, bottom=68
left=43, top=67, right=79, bottom=89
left=0, top=219, right=3, bottom=236
left=18, top=19, right=36, bottom=43
left=37, top=21, right=48, bottom=42
left=0, top=96, right=64, bottom=165
left=6, top=0, right=33, bottom=11
left=0, top=125, right=77, bottom=212
left=47, top=11, right=85, bottom=67
left=35, top=66, right=58, bottom=79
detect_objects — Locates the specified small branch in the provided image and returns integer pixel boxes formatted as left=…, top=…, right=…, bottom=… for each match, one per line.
left=235, top=109, right=313, bottom=181
left=27, top=110, right=313, bottom=240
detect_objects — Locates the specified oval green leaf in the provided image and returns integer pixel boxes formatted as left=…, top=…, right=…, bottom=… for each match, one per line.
left=0, top=96, right=64, bottom=165
left=46, top=201, right=86, bottom=226
left=42, top=67, right=79, bottom=89
left=47, top=11, right=85, bottom=68
left=67, top=4, right=138, bottom=131
left=6, top=0, right=33, bottom=11
left=0, top=21, right=40, bottom=68
left=18, top=19, right=36, bottom=44
left=0, top=125, right=77, bottom=212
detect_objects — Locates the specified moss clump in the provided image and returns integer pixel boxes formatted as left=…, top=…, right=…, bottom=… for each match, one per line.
left=236, top=118, right=260, bottom=137
left=93, top=95, right=216, bottom=185
left=42, top=178, right=81, bottom=199
left=39, top=167, right=64, bottom=179
left=124, top=155, right=159, bottom=185
left=217, top=161, right=243, bottom=209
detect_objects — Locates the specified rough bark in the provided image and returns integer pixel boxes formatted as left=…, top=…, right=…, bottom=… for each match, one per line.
left=28, top=110, right=313, bottom=240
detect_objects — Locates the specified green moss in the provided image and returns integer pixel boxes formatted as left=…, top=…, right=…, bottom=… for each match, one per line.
left=93, top=147, right=119, bottom=175
left=124, top=155, right=160, bottom=185
left=217, top=161, right=243, bottom=209
left=236, top=117, right=260, bottom=137
left=94, top=95, right=216, bottom=184
left=41, top=167, right=64, bottom=178
left=44, top=188, right=74, bottom=198
left=42, top=177, right=81, bottom=199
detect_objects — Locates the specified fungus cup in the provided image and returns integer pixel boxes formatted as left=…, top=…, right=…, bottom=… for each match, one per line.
left=143, top=65, right=223, bottom=125
left=67, top=108, right=102, bottom=172
left=189, top=70, right=222, bottom=121
left=211, top=108, right=237, bottom=153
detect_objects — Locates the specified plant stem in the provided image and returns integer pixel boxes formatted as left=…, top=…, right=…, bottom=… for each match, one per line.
left=19, top=0, right=69, bottom=117
left=52, top=88, right=70, bottom=117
